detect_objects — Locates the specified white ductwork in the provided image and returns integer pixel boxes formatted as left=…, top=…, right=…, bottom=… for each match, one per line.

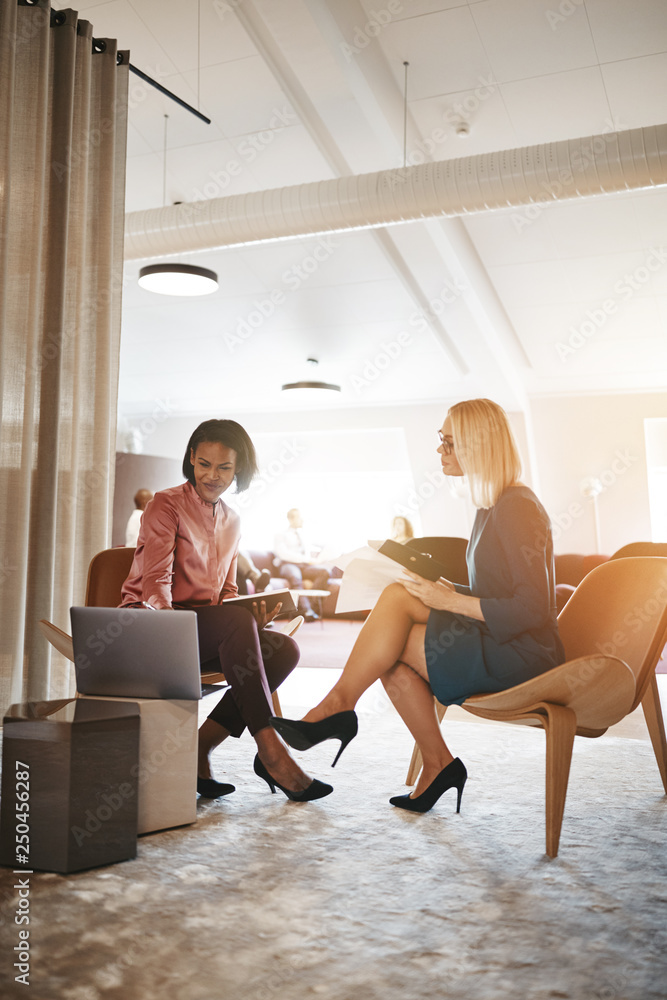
left=124, top=124, right=667, bottom=261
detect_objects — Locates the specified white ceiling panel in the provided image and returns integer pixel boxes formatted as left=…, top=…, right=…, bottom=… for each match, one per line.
left=560, top=252, right=665, bottom=302
left=543, top=196, right=645, bottom=259
left=486, top=261, right=574, bottom=309
left=471, top=0, right=598, bottom=82
left=360, top=0, right=464, bottom=18
left=409, top=86, right=517, bottom=159
left=194, top=56, right=294, bottom=137
left=500, top=68, right=612, bottom=146
left=378, top=7, right=495, bottom=100
left=238, top=124, right=336, bottom=189
left=601, top=53, right=667, bottom=131
left=50, top=0, right=667, bottom=418
left=80, top=0, right=179, bottom=74
left=129, top=0, right=258, bottom=74
left=586, top=0, right=667, bottom=62
left=159, top=136, right=265, bottom=204
left=463, top=208, right=560, bottom=266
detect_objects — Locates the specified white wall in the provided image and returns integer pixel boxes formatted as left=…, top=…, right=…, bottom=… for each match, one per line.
left=529, top=391, right=667, bottom=555
left=120, top=391, right=665, bottom=556
left=120, top=401, right=477, bottom=546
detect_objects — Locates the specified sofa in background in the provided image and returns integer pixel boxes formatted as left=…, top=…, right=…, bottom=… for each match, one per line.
left=554, top=553, right=610, bottom=613
left=245, top=550, right=366, bottom=620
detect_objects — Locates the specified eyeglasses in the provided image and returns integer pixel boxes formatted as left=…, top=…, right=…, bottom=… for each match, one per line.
left=438, top=430, right=455, bottom=455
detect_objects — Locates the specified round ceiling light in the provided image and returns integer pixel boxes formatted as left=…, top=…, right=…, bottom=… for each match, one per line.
left=138, top=263, right=218, bottom=296
left=281, top=380, right=341, bottom=393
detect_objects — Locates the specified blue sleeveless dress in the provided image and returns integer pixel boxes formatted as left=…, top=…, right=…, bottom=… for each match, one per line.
left=424, top=486, right=565, bottom=705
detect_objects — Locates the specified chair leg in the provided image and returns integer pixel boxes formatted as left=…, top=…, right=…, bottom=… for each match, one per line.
left=543, top=703, right=577, bottom=859
left=272, top=691, right=282, bottom=718
left=405, top=699, right=447, bottom=785
left=406, top=744, right=423, bottom=786
left=641, top=672, right=667, bottom=794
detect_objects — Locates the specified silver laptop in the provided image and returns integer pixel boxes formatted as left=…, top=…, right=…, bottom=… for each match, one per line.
left=70, top=607, right=202, bottom=700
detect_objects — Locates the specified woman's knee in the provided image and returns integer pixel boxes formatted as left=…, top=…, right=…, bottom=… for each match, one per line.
left=259, top=631, right=300, bottom=670
left=382, top=582, right=410, bottom=604
left=379, top=582, right=427, bottom=621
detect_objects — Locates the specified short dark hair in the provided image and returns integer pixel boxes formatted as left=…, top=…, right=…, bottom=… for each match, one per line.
left=182, top=419, right=258, bottom=493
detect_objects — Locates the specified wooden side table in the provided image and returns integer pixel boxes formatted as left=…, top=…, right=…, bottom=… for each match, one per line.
left=0, top=698, right=140, bottom=873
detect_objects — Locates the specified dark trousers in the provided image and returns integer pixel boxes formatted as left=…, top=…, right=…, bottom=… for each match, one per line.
left=193, top=605, right=299, bottom=738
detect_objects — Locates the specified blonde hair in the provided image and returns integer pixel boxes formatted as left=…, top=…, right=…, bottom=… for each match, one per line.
left=448, top=399, right=522, bottom=509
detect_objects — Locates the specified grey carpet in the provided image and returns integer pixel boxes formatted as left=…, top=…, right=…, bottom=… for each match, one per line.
left=1, top=703, right=666, bottom=1000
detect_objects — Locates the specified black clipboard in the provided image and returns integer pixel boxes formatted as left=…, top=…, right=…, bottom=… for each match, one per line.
left=378, top=540, right=449, bottom=582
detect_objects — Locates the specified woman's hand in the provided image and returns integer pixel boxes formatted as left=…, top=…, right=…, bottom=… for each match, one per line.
left=399, top=571, right=485, bottom=622
left=399, top=571, right=457, bottom=611
left=250, top=599, right=282, bottom=629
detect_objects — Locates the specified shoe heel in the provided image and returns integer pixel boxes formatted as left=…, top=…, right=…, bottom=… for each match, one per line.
left=331, top=734, right=353, bottom=768
left=456, top=783, right=464, bottom=814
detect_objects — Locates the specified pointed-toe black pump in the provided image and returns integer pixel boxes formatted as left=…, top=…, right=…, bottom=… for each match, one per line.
left=270, top=710, right=358, bottom=767
left=196, top=777, right=236, bottom=799
left=253, top=755, right=333, bottom=802
left=390, top=758, right=467, bottom=814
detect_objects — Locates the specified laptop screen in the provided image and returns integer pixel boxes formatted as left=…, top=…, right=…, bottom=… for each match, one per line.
left=70, top=607, right=202, bottom=700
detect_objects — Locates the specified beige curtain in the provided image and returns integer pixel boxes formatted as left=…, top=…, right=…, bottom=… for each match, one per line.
left=0, top=0, right=129, bottom=711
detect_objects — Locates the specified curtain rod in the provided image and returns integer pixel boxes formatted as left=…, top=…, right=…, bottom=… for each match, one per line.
left=112, top=49, right=212, bottom=125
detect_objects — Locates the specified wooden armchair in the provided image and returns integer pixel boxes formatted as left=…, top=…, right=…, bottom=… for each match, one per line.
left=405, top=556, right=667, bottom=857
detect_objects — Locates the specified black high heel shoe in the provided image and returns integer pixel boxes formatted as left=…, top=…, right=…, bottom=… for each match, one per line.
left=269, top=711, right=358, bottom=767
left=197, top=777, right=236, bottom=798
left=389, top=758, right=467, bottom=814
left=253, top=755, right=333, bottom=802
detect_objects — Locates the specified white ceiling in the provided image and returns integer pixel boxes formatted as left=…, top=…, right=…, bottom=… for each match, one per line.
left=58, top=0, right=667, bottom=418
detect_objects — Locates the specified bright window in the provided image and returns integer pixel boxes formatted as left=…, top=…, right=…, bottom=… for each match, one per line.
left=645, top=417, right=667, bottom=542
left=224, top=427, right=420, bottom=561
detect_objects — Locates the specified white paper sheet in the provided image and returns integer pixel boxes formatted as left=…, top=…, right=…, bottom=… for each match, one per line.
left=332, top=545, right=408, bottom=614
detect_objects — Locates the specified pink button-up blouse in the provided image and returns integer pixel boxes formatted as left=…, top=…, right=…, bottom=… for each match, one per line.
left=120, top=481, right=240, bottom=609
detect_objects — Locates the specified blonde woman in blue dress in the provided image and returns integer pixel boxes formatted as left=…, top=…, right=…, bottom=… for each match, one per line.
left=273, top=399, right=565, bottom=813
